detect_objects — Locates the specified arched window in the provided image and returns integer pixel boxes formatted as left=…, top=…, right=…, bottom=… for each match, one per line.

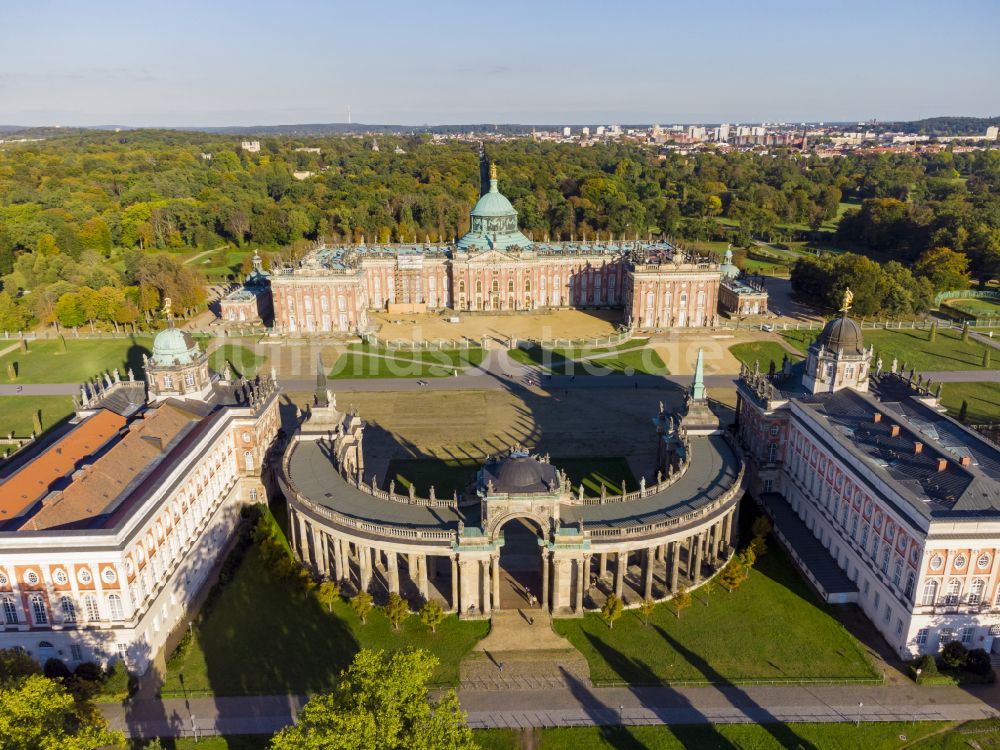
left=507, top=280, right=514, bottom=292
left=29, top=595, right=47, bottom=625
left=475, top=280, right=482, bottom=293
left=250, top=487, right=258, bottom=502
left=921, top=579, right=938, bottom=606
left=944, top=579, right=962, bottom=605
left=1, top=597, right=18, bottom=624
left=904, top=572, right=915, bottom=600
left=83, top=594, right=99, bottom=622
left=60, top=596, right=76, bottom=624
left=892, top=560, right=902, bottom=587
left=969, top=579, right=985, bottom=605
left=492, top=280, right=499, bottom=293
left=767, top=443, right=777, bottom=463
left=107, top=594, right=124, bottom=621
left=459, top=281, right=465, bottom=293
left=244, top=451, right=254, bottom=471
left=524, top=279, right=531, bottom=291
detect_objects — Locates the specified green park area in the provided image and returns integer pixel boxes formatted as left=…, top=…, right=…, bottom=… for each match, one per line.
left=0, top=396, right=75, bottom=442
left=553, top=542, right=877, bottom=685
left=507, top=341, right=667, bottom=377
left=384, top=456, right=636, bottom=500
left=208, top=344, right=267, bottom=378
left=160, top=510, right=488, bottom=697
left=782, top=326, right=997, bottom=372
left=942, top=296, right=1000, bottom=319
left=940, top=381, right=1000, bottom=423
left=146, top=718, right=1000, bottom=750
left=729, top=341, right=801, bottom=372
left=329, top=344, right=485, bottom=379
left=0, top=336, right=153, bottom=384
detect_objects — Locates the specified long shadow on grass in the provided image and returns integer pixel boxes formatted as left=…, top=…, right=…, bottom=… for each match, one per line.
left=565, top=639, right=740, bottom=749
left=654, top=626, right=819, bottom=750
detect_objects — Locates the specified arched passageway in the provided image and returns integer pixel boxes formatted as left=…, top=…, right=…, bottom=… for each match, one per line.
left=497, top=518, right=543, bottom=609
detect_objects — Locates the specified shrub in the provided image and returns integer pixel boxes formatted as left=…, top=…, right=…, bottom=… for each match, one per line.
left=43, top=658, right=72, bottom=681
left=385, top=592, right=410, bottom=631
left=73, top=661, right=103, bottom=683
left=965, top=648, right=993, bottom=677
left=600, top=593, right=623, bottom=629
left=419, top=600, right=446, bottom=633
left=351, top=591, right=374, bottom=624
left=918, top=653, right=937, bottom=675
left=940, top=640, right=969, bottom=671
left=0, top=648, right=41, bottom=685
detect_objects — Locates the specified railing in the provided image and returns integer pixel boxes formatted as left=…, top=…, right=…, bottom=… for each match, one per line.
left=362, top=334, right=474, bottom=351
left=935, top=289, right=1000, bottom=306
left=574, top=456, right=692, bottom=505
left=587, top=462, right=745, bottom=541
left=534, top=328, right=635, bottom=350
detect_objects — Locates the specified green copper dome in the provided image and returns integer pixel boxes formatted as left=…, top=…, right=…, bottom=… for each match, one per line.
left=458, top=166, right=532, bottom=252
left=471, top=179, right=517, bottom=218
left=151, top=327, right=201, bottom=366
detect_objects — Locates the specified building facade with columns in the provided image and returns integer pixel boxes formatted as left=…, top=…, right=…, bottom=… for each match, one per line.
left=268, top=164, right=731, bottom=334
left=279, top=370, right=744, bottom=618
left=737, top=300, right=1000, bottom=659
left=0, top=325, right=280, bottom=674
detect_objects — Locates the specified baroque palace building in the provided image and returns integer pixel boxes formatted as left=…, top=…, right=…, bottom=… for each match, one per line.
left=0, top=317, right=279, bottom=673
left=738, top=292, right=1000, bottom=659
left=265, top=162, right=760, bottom=334
left=279, top=357, right=744, bottom=617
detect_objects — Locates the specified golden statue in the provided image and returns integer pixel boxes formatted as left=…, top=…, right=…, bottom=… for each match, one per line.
left=840, top=287, right=854, bottom=313
left=490, top=161, right=497, bottom=180
left=164, top=296, right=173, bottom=317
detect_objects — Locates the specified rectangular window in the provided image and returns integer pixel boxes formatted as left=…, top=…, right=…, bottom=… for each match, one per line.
left=916, top=628, right=928, bottom=646
left=884, top=605, right=892, bottom=623
left=895, top=619, right=903, bottom=636
left=880, top=546, right=890, bottom=574
left=117, top=643, right=129, bottom=663
left=874, top=591, right=881, bottom=610
left=863, top=580, right=871, bottom=598
left=870, top=536, right=879, bottom=561
left=70, top=644, right=83, bottom=662
left=961, top=627, right=975, bottom=645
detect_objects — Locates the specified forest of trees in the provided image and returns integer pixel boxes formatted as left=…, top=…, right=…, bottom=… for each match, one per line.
left=0, top=129, right=998, bottom=330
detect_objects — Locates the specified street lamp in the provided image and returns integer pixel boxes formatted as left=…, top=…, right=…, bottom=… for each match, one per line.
left=856, top=701, right=863, bottom=727
left=619, top=704, right=624, bottom=726
left=190, top=713, right=199, bottom=742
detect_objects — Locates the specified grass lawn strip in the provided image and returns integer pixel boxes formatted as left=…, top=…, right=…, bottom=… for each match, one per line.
left=208, top=344, right=266, bottom=378
left=160, top=528, right=487, bottom=696
left=0, top=337, right=153, bottom=384
left=729, top=341, right=801, bottom=372
left=553, top=542, right=876, bottom=684
left=508, top=343, right=668, bottom=376
left=781, top=327, right=997, bottom=371
left=939, top=381, right=1000, bottom=423
left=332, top=345, right=485, bottom=379
left=0, top=396, right=75, bottom=441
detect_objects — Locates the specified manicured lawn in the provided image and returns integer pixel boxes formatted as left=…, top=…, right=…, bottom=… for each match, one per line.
left=0, top=396, right=75, bottom=440
left=209, top=344, right=267, bottom=378
left=909, top=718, right=1000, bottom=749
left=384, top=457, right=480, bottom=498
left=781, top=327, right=997, bottom=371
left=160, top=544, right=488, bottom=696
left=553, top=542, right=876, bottom=684
left=509, top=344, right=668, bottom=376
left=330, top=346, right=485, bottom=379
left=940, top=381, right=1000, bottom=423
left=0, top=337, right=153, bottom=383
left=943, top=296, right=1000, bottom=319
left=729, top=342, right=801, bottom=372
left=535, top=722, right=944, bottom=749
left=553, top=457, right=636, bottom=497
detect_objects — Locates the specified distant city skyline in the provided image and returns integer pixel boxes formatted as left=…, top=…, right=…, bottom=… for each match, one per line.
left=1, top=0, right=997, bottom=128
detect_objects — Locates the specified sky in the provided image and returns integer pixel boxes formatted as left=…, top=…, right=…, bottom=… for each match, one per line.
left=1, top=0, right=998, bottom=127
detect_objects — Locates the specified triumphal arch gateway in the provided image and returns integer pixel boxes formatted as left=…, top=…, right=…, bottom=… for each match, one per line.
left=278, top=362, right=745, bottom=616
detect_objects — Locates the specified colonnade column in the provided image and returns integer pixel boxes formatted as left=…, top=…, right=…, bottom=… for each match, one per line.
left=313, top=529, right=328, bottom=577
left=615, top=551, right=625, bottom=599
left=687, top=537, right=696, bottom=581
left=459, top=559, right=475, bottom=614
left=338, top=539, right=348, bottom=583
left=575, top=557, right=585, bottom=613
left=297, top=513, right=309, bottom=564
left=541, top=551, right=550, bottom=613
left=643, top=547, right=654, bottom=600
left=359, top=546, right=372, bottom=593
left=491, top=556, right=500, bottom=610
left=450, top=556, right=459, bottom=612
left=722, top=511, right=733, bottom=551
left=387, top=551, right=399, bottom=595
left=417, top=555, right=429, bottom=600
left=481, top=559, right=491, bottom=615
left=598, top=553, right=607, bottom=579
left=693, top=533, right=704, bottom=582
left=670, top=542, right=680, bottom=591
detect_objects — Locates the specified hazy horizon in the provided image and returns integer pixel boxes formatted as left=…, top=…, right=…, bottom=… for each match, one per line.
left=2, top=0, right=997, bottom=128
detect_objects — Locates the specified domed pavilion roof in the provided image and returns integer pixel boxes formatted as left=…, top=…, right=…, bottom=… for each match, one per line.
left=457, top=163, right=533, bottom=252
left=719, top=247, right=740, bottom=279
left=481, top=452, right=559, bottom=494
left=151, top=327, right=202, bottom=367
left=815, top=313, right=865, bottom=356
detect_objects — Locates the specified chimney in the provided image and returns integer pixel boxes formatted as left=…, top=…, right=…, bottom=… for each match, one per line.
left=889, top=424, right=900, bottom=438
left=913, top=442, right=923, bottom=454
left=960, top=455, right=972, bottom=467
left=936, top=458, right=948, bottom=472
left=873, top=413, right=882, bottom=423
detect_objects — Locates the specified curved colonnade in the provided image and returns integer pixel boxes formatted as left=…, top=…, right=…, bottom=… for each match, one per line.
left=277, top=404, right=745, bottom=617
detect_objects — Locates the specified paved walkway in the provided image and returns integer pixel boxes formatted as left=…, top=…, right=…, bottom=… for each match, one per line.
left=101, top=681, right=1000, bottom=739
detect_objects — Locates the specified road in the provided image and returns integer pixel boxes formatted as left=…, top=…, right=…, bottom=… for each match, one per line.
left=101, top=682, right=1000, bottom=739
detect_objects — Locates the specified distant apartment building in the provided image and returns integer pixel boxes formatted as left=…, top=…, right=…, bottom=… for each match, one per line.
left=240, top=141, right=261, bottom=152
